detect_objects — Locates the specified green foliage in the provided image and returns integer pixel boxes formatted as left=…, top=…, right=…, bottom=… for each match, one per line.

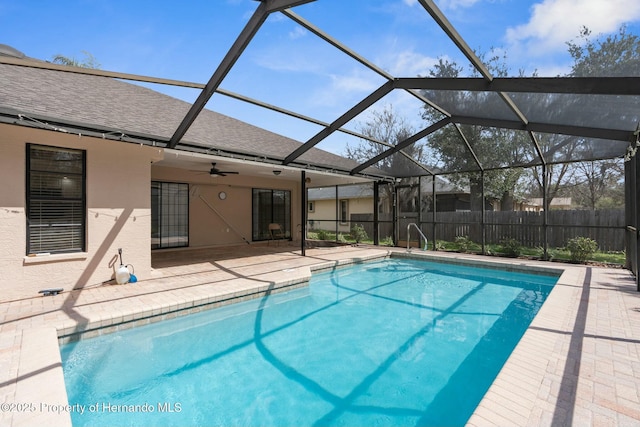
left=433, top=240, right=445, bottom=251
left=454, top=235, right=473, bottom=253
left=316, top=229, right=328, bottom=240
left=567, top=26, right=640, bottom=77
left=566, top=237, right=598, bottom=263
left=381, top=235, right=395, bottom=247
left=51, top=51, right=101, bottom=69
left=337, top=233, right=348, bottom=243
left=351, top=224, right=368, bottom=244
left=500, top=238, right=521, bottom=258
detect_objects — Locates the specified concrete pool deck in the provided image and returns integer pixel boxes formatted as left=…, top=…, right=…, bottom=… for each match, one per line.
left=0, top=244, right=639, bottom=426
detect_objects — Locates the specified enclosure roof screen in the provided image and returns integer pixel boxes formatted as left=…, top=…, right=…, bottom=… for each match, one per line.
left=1, top=0, right=639, bottom=178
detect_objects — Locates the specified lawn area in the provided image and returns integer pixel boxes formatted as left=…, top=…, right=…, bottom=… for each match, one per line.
left=307, top=230, right=626, bottom=266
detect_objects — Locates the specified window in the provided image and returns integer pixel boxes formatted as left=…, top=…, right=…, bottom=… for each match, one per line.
left=308, top=201, right=315, bottom=213
left=151, top=181, right=189, bottom=249
left=26, top=144, right=86, bottom=254
left=252, top=189, right=291, bottom=241
left=340, top=199, right=349, bottom=224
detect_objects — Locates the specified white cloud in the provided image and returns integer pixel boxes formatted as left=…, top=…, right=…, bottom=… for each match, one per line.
left=312, top=69, right=383, bottom=108
left=329, top=73, right=380, bottom=93
left=436, top=0, right=483, bottom=10
left=289, top=26, right=307, bottom=40
left=506, top=0, right=640, bottom=55
left=387, top=49, right=440, bottom=77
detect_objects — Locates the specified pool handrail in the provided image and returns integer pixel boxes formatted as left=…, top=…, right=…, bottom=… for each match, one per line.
left=407, top=223, right=428, bottom=251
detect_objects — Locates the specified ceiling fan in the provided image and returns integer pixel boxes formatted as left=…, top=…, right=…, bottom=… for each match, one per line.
left=206, top=162, right=239, bottom=177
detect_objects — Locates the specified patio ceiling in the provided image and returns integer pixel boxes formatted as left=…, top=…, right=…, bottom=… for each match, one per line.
left=1, top=0, right=639, bottom=180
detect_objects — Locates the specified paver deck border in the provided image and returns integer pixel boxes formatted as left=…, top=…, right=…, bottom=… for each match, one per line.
left=1, top=246, right=638, bottom=426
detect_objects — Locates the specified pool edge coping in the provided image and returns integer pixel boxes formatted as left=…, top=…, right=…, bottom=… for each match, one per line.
left=15, top=250, right=580, bottom=427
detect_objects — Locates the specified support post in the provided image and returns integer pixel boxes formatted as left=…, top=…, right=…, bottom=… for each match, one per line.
left=635, top=155, right=640, bottom=291
left=373, top=181, right=379, bottom=245
left=301, top=171, right=306, bottom=256
left=432, top=175, right=437, bottom=251
left=393, top=185, right=398, bottom=246
left=335, top=185, right=339, bottom=242
left=542, top=163, right=549, bottom=260
left=481, top=170, right=486, bottom=254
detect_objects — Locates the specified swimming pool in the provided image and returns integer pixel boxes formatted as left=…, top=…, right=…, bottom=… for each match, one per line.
left=61, top=257, right=558, bottom=426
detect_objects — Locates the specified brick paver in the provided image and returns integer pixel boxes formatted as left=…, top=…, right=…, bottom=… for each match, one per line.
left=1, top=244, right=638, bottom=426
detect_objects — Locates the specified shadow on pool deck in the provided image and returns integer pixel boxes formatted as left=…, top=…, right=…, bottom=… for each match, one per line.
left=1, top=246, right=640, bottom=426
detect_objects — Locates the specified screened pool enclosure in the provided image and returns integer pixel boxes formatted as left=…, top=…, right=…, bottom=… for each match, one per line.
left=1, top=0, right=639, bottom=288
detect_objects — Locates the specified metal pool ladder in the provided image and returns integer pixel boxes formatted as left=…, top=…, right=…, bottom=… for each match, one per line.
left=407, top=223, right=428, bottom=252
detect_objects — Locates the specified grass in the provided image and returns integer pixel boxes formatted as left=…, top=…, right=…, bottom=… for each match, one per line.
left=307, top=230, right=373, bottom=245
left=307, top=230, right=626, bottom=266
left=436, top=239, right=625, bottom=266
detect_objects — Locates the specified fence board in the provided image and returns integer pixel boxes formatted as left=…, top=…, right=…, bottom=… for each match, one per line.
left=428, top=209, right=624, bottom=251
left=335, top=209, right=624, bottom=251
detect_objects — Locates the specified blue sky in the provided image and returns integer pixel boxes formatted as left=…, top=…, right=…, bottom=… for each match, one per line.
left=2, top=0, right=640, bottom=155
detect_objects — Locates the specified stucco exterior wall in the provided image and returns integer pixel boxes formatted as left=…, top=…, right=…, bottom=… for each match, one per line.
left=309, top=197, right=374, bottom=233
left=0, top=124, right=160, bottom=302
left=151, top=166, right=302, bottom=248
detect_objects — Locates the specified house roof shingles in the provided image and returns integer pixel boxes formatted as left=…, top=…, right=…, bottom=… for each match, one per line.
left=0, top=63, right=386, bottom=177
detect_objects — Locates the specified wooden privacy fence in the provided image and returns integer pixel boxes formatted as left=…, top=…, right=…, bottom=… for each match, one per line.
left=428, top=209, right=625, bottom=251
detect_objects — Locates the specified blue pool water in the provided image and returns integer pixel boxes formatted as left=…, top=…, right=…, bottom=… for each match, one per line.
left=61, top=258, right=558, bottom=427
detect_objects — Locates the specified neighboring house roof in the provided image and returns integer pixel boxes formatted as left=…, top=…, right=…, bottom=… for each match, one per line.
left=308, top=178, right=464, bottom=200
left=526, top=197, right=572, bottom=207
left=0, top=61, right=386, bottom=177
left=309, top=185, right=375, bottom=200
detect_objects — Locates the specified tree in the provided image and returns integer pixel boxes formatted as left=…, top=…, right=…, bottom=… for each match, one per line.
left=420, top=52, right=530, bottom=211
left=420, top=26, right=640, bottom=212
left=345, top=105, right=422, bottom=219
left=51, top=51, right=101, bottom=69
left=345, top=104, right=421, bottom=175
left=568, top=26, right=640, bottom=77
left=570, top=159, right=624, bottom=209
left=526, top=26, right=640, bottom=207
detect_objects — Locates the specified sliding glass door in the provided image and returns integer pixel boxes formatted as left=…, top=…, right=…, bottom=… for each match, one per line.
left=151, top=181, right=189, bottom=249
left=252, top=189, right=291, bottom=241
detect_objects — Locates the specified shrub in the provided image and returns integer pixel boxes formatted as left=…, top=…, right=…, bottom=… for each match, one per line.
left=566, top=237, right=598, bottom=263
left=434, top=240, right=445, bottom=251
left=454, top=235, right=473, bottom=253
left=500, top=238, right=521, bottom=258
left=351, top=224, right=368, bottom=243
left=381, top=235, right=395, bottom=247
left=316, top=229, right=328, bottom=240
left=536, top=246, right=554, bottom=261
